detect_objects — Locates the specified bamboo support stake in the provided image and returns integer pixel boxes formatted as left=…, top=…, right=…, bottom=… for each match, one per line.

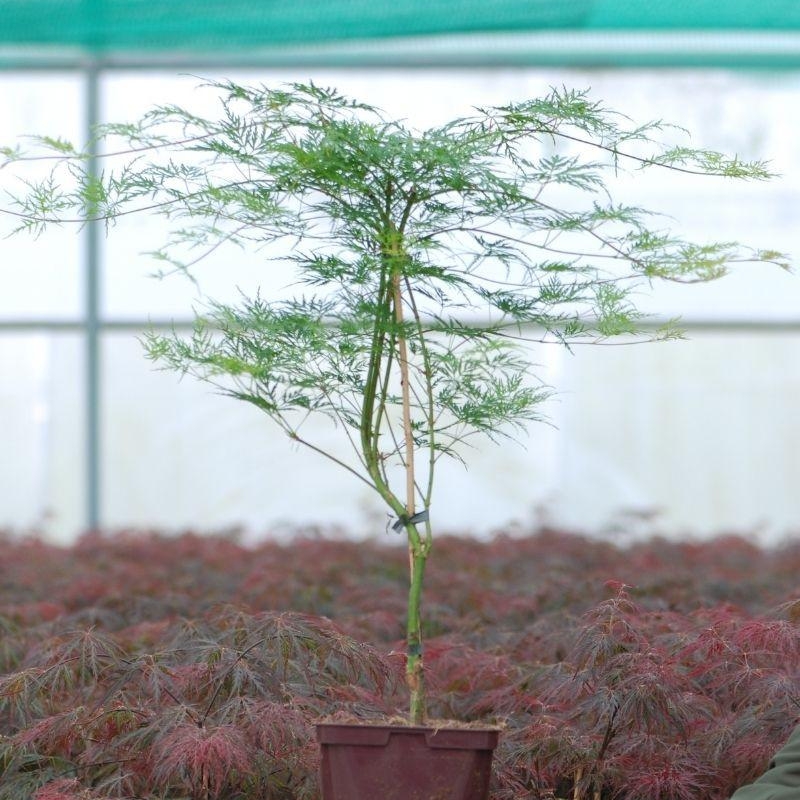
left=390, top=253, right=426, bottom=723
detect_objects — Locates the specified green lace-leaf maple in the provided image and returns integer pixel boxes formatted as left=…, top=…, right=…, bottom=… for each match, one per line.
left=1, top=80, right=788, bottom=723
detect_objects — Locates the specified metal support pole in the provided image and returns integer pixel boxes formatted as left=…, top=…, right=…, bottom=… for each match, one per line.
left=85, top=63, right=101, bottom=531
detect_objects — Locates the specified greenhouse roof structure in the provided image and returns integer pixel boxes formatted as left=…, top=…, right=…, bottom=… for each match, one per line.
left=1, top=0, right=800, bottom=68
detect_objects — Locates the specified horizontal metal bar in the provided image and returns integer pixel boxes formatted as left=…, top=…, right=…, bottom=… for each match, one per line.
left=2, top=31, right=800, bottom=71
left=0, top=319, right=195, bottom=331
left=1, top=318, right=799, bottom=333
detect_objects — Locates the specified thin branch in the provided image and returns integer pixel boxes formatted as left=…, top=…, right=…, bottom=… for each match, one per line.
left=527, top=125, right=768, bottom=178
left=199, top=638, right=266, bottom=727
left=371, top=331, right=396, bottom=459
left=286, top=430, right=376, bottom=492
left=1, top=177, right=272, bottom=225
left=318, top=384, right=370, bottom=473
left=491, top=329, right=673, bottom=347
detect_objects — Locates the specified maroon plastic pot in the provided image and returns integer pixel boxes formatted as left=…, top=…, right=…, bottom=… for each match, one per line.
left=316, top=722, right=499, bottom=800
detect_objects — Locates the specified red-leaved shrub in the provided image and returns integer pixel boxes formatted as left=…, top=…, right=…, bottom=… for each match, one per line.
left=1, top=527, right=800, bottom=798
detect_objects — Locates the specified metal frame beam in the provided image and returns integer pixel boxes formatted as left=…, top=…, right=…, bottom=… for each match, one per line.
left=85, top=63, right=101, bottom=531
left=2, top=31, right=800, bottom=70
left=2, top=318, right=800, bottom=333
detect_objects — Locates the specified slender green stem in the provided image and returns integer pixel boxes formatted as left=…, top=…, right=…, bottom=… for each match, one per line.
left=286, top=431, right=376, bottom=492
left=360, top=264, right=390, bottom=470
left=357, top=246, right=407, bottom=521
left=406, top=542, right=427, bottom=724
left=372, top=331, right=395, bottom=458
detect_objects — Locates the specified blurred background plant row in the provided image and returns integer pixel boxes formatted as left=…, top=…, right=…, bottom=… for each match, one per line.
left=1, top=529, right=799, bottom=799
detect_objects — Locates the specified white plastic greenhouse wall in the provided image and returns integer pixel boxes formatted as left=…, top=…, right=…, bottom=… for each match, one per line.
left=1, top=68, right=799, bottom=543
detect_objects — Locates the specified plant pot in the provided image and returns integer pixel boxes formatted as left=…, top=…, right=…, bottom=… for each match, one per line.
left=316, top=722, right=499, bottom=800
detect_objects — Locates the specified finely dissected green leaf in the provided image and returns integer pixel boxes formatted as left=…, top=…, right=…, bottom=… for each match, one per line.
left=29, top=135, right=81, bottom=156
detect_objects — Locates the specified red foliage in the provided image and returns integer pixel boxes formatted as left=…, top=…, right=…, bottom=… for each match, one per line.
left=33, top=779, right=98, bottom=800
left=2, top=527, right=800, bottom=798
left=152, top=722, right=254, bottom=798
left=32, top=778, right=117, bottom=800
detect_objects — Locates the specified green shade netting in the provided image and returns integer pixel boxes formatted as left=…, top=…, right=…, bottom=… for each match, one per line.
left=1, top=0, right=799, bottom=52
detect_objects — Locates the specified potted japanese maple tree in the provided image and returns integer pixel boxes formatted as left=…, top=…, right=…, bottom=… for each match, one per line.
left=2, top=80, right=786, bottom=800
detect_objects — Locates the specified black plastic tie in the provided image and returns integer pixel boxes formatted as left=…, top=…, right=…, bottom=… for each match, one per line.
left=392, top=509, right=430, bottom=532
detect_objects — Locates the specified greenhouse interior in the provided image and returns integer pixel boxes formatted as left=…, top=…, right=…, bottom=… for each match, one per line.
left=1, top=2, right=798, bottom=543
left=1, top=5, right=800, bottom=799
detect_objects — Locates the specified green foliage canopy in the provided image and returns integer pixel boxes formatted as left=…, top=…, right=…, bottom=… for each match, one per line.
left=2, top=82, right=786, bottom=503
left=1, top=80, right=788, bottom=721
